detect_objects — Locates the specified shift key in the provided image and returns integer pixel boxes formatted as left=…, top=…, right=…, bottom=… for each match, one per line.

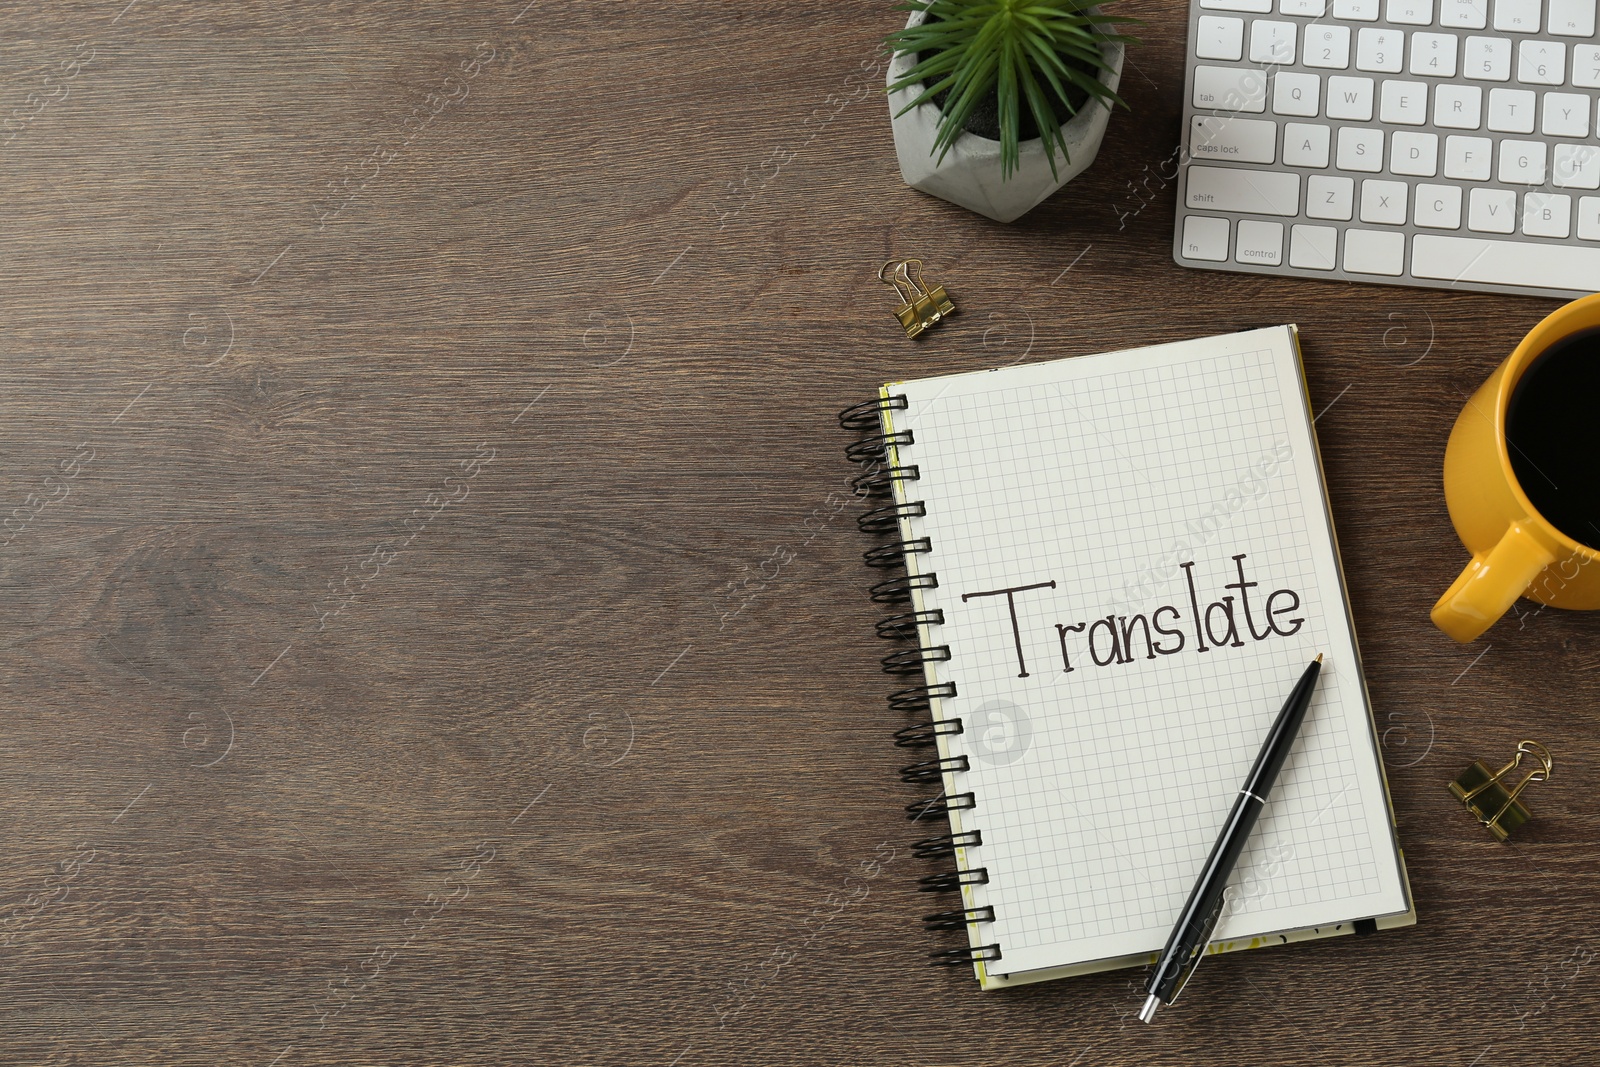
left=1189, top=116, right=1278, bottom=164
left=1184, top=166, right=1300, bottom=216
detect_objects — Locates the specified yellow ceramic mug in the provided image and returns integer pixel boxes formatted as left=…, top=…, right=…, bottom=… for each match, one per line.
left=1431, top=295, right=1600, bottom=643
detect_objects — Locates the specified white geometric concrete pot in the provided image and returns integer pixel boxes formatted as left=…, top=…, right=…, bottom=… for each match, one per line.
left=887, top=8, right=1125, bottom=223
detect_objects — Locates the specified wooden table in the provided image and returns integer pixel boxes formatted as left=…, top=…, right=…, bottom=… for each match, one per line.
left=2, top=2, right=1595, bottom=1064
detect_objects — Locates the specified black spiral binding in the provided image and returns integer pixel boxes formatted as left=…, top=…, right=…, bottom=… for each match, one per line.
left=881, top=645, right=951, bottom=675
left=843, top=394, right=1001, bottom=971
left=845, top=431, right=914, bottom=464
left=899, top=755, right=970, bottom=783
left=929, top=945, right=1002, bottom=966
left=894, top=719, right=962, bottom=748
left=911, top=830, right=982, bottom=858
left=876, top=610, right=944, bottom=640
left=838, top=394, right=909, bottom=431
left=850, top=464, right=919, bottom=499
left=923, top=906, right=995, bottom=930
left=887, top=682, right=956, bottom=713
left=918, top=868, right=988, bottom=892
left=863, top=537, right=933, bottom=568
left=870, top=573, right=938, bottom=605
left=841, top=393, right=1001, bottom=969
left=859, top=501, right=926, bottom=534
left=905, top=792, right=976, bottom=821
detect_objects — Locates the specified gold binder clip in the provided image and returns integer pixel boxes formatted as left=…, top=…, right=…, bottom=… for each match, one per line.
left=880, top=258, right=955, bottom=339
left=1449, top=739, right=1553, bottom=842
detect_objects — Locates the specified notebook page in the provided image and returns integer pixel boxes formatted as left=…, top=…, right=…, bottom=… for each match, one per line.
left=887, top=327, right=1407, bottom=977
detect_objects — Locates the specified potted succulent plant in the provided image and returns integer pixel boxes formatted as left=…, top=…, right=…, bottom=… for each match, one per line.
left=886, top=0, right=1136, bottom=223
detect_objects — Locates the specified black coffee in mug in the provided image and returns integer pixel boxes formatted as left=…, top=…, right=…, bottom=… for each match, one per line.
left=1505, top=327, right=1600, bottom=550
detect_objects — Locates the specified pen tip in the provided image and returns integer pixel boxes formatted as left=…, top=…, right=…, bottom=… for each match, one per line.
left=1139, top=994, right=1161, bottom=1024
left=1315, top=653, right=1323, bottom=663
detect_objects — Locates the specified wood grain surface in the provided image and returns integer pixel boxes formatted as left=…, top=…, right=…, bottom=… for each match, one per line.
left=1, top=2, right=1596, bottom=1064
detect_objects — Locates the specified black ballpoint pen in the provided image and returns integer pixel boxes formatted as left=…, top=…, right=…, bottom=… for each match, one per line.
left=1139, top=654, right=1324, bottom=1024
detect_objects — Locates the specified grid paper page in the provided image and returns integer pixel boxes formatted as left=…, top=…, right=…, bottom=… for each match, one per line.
left=887, top=327, right=1408, bottom=977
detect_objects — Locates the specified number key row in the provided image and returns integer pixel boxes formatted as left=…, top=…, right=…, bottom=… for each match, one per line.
left=1355, top=31, right=1569, bottom=83
left=1195, top=22, right=1600, bottom=86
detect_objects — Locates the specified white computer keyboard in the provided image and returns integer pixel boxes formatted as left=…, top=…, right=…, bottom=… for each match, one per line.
left=1174, top=0, right=1600, bottom=298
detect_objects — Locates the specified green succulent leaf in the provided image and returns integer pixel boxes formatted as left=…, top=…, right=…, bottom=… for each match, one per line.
left=886, top=0, right=1139, bottom=180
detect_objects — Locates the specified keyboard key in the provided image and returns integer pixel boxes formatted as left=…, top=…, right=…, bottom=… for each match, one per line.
left=1434, top=83, right=1483, bottom=127
left=1387, top=0, right=1435, bottom=21
left=1185, top=166, right=1301, bottom=215
left=1327, top=75, right=1376, bottom=119
left=1380, top=80, right=1429, bottom=123
left=1194, top=65, right=1270, bottom=112
left=1391, top=131, right=1441, bottom=174
left=1281, top=0, right=1327, bottom=12
left=1415, top=183, right=1465, bottom=226
left=1468, top=187, right=1519, bottom=230
left=1488, top=87, right=1538, bottom=131
left=1304, top=25, right=1353, bottom=69
left=1410, top=33, right=1460, bottom=77
left=1412, top=233, right=1600, bottom=289
left=1337, top=126, right=1386, bottom=170
left=1445, top=134, right=1495, bottom=178
left=1357, top=28, right=1405, bottom=73
left=1573, top=45, right=1600, bottom=86
left=1441, top=0, right=1490, bottom=26
left=1250, top=20, right=1298, bottom=64
left=1201, top=0, right=1272, bottom=10
left=1547, top=0, right=1597, bottom=34
left=1499, top=138, right=1550, bottom=182
left=1344, top=229, right=1406, bottom=273
left=1579, top=196, right=1600, bottom=238
left=1361, top=178, right=1410, bottom=223
left=1542, top=92, right=1590, bottom=135
left=1307, top=174, right=1357, bottom=218
left=1494, top=0, right=1543, bottom=31
left=1523, top=191, right=1572, bottom=235
left=1290, top=224, right=1339, bottom=268
left=1517, top=40, right=1565, bottom=84
left=1553, top=142, right=1600, bottom=187
left=1196, top=16, right=1245, bottom=61
left=1334, top=0, right=1381, bottom=16
left=1189, top=116, right=1278, bottom=163
left=1274, top=72, right=1321, bottom=115
left=1465, top=36, right=1512, bottom=80
left=1181, top=216, right=1231, bottom=260
left=1284, top=122, right=1333, bottom=165
left=1235, top=220, right=1285, bottom=265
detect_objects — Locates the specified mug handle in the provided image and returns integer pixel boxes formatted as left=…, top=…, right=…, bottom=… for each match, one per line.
left=1431, top=521, right=1557, bottom=642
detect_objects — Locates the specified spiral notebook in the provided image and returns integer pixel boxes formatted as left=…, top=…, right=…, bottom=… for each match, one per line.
left=841, top=326, right=1413, bottom=989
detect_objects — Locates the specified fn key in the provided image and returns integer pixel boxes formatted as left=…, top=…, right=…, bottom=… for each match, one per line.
left=1182, top=216, right=1230, bottom=261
